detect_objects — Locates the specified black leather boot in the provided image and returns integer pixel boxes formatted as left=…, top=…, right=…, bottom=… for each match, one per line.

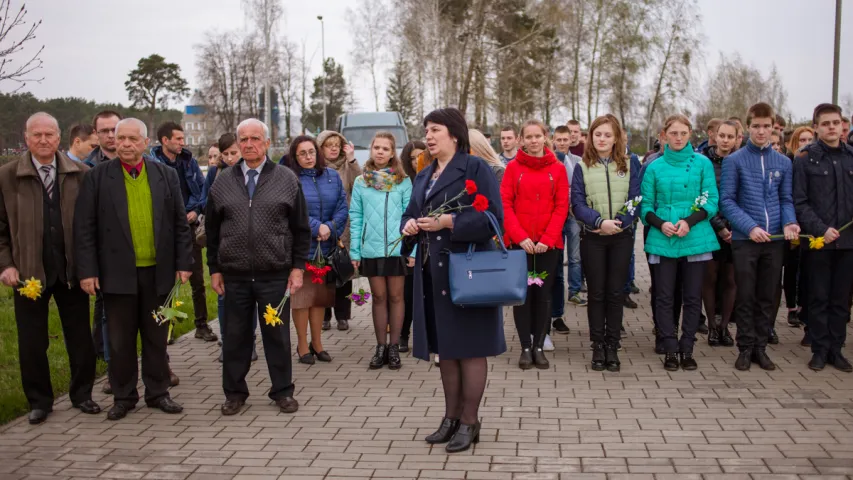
left=591, top=342, right=606, bottom=371
left=387, top=344, right=402, bottom=370
left=735, top=348, right=752, bottom=371
left=532, top=337, right=549, bottom=369
left=604, top=344, right=620, bottom=372
left=708, top=327, right=720, bottom=346
left=663, top=353, right=679, bottom=371
left=752, top=348, right=776, bottom=371
left=369, top=344, right=387, bottom=369
left=518, top=348, right=533, bottom=370
left=425, top=417, right=460, bottom=444
left=446, top=422, right=480, bottom=453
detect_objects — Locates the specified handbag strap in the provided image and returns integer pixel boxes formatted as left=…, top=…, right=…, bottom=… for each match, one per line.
left=466, top=210, right=509, bottom=258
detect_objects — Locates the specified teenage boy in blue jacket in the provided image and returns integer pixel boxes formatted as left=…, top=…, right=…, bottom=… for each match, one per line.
left=720, top=102, right=800, bottom=372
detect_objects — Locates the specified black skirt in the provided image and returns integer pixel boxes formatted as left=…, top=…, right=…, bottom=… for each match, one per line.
left=361, top=256, right=408, bottom=277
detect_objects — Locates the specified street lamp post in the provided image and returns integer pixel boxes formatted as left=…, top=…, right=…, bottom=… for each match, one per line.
left=832, top=0, right=842, bottom=104
left=318, top=15, right=327, bottom=130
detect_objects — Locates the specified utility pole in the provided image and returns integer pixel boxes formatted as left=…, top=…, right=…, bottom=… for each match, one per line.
left=833, top=0, right=842, bottom=104
left=318, top=15, right=327, bottom=130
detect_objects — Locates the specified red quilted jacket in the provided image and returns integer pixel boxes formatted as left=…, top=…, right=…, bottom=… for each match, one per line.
left=500, top=147, right=570, bottom=249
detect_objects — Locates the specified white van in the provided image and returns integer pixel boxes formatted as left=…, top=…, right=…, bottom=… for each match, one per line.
left=336, top=112, right=410, bottom=165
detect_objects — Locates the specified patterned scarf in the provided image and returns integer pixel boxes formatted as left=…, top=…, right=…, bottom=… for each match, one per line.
left=363, top=168, right=396, bottom=192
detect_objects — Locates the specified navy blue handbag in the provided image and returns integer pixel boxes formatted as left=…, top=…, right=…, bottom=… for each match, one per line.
left=448, top=211, right=528, bottom=308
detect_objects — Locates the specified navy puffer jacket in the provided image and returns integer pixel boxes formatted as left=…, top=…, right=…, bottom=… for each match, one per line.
left=297, top=167, right=349, bottom=256
left=720, top=140, right=796, bottom=240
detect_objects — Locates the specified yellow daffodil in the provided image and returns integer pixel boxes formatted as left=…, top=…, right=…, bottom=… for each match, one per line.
left=263, top=304, right=282, bottom=326
left=17, top=277, right=42, bottom=301
left=810, top=237, right=825, bottom=250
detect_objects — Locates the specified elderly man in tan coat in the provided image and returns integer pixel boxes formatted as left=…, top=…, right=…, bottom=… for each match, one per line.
left=0, top=112, right=99, bottom=424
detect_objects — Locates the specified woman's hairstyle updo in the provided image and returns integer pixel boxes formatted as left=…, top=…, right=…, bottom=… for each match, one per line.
left=218, top=133, right=237, bottom=153
left=581, top=114, right=628, bottom=174
left=423, top=108, right=470, bottom=154
left=662, top=114, right=693, bottom=133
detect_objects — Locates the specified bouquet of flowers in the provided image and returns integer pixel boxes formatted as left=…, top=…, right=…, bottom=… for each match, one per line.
left=618, top=196, right=642, bottom=216
left=263, top=290, right=290, bottom=327
left=690, top=191, right=709, bottom=212
left=17, top=277, right=43, bottom=301
left=306, top=243, right=333, bottom=284
left=152, top=279, right=188, bottom=326
left=527, top=255, right=548, bottom=287
left=347, top=278, right=371, bottom=306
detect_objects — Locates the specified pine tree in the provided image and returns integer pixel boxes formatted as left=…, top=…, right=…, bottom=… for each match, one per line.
left=304, top=58, right=350, bottom=133
left=385, top=54, right=416, bottom=131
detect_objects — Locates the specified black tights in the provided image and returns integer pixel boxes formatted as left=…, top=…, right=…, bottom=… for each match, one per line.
left=368, top=276, right=406, bottom=345
left=702, top=259, right=735, bottom=329
left=438, top=357, right=488, bottom=425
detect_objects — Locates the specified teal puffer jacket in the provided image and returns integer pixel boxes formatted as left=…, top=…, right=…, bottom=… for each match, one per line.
left=349, top=175, right=415, bottom=260
left=641, top=145, right=720, bottom=258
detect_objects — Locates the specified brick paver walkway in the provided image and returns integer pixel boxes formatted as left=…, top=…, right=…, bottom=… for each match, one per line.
left=1, top=239, right=853, bottom=480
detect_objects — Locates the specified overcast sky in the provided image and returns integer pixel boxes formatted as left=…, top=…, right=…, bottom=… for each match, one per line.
left=14, top=0, right=853, bottom=123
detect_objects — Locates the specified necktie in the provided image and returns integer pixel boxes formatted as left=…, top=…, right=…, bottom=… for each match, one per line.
left=40, top=165, right=54, bottom=199
left=247, top=170, right=258, bottom=200
left=130, top=168, right=139, bottom=179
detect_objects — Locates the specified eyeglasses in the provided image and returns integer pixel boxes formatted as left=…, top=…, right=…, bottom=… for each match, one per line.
left=296, top=149, right=316, bottom=159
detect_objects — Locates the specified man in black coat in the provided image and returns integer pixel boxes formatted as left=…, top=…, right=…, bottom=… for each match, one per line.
left=75, top=118, right=194, bottom=420
left=793, top=103, right=853, bottom=373
left=206, top=118, right=311, bottom=416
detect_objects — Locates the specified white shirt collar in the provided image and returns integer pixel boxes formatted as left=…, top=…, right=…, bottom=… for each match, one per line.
left=32, top=154, right=57, bottom=174
left=240, top=158, right=265, bottom=184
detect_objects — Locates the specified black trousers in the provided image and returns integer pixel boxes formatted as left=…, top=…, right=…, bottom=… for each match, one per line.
left=402, top=274, right=414, bottom=339
left=654, top=257, right=705, bottom=354
left=14, top=281, right=95, bottom=410
left=783, top=244, right=801, bottom=309
left=732, top=241, right=784, bottom=350
left=806, top=249, right=853, bottom=356
left=103, top=267, right=169, bottom=407
left=324, top=280, right=353, bottom=322
left=223, top=277, right=294, bottom=402
left=581, top=230, right=633, bottom=346
left=644, top=228, right=682, bottom=345
left=190, top=241, right=208, bottom=328
left=92, top=292, right=105, bottom=357
left=513, top=249, right=559, bottom=348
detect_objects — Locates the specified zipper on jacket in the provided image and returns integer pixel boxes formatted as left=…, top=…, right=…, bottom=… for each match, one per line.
left=760, top=154, right=769, bottom=230
left=604, top=163, right=613, bottom=220
left=384, top=191, right=390, bottom=257
left=248, top=177, right=255, bottom=281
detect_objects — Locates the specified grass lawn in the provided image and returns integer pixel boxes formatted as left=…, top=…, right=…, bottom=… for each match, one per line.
left=0, top=252, right=219, bottom=425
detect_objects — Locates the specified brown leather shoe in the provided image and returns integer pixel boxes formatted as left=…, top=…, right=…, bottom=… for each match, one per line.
left=276, top=396, right=299, bottom=414
left=221, top=399, right=245, bottom=416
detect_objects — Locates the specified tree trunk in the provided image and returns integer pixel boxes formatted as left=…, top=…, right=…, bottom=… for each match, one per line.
left=645, top=23, right=677, bottom=150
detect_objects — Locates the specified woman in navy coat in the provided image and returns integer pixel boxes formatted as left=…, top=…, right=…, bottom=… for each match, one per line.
left=401, top=108, right=506, bottom=453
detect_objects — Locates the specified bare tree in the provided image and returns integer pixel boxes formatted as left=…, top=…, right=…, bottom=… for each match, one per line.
left=243, top=0, right=283, bottom=132
left=348, top=0, right=390, bottom=111
left=698, top=53, right=789, bottom=126
left=274, top=38, right=298, bottom=140
left=0, top=0, right=42, bottom=92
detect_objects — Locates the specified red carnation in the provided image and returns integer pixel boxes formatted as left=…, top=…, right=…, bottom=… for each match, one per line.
left=472, top=194, right=489, bottom=212
left=465, top=180, right=478, bottom=195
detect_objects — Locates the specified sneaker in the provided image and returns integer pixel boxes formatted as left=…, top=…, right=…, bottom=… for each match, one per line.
left=543, top=335, right=555, bottom=352
left=568, top=294, right=588, bottom=306
left=322, top=319, right=331, bottom=331
left=434, top=354, right=440, bottom=366
left=629, top=281, right=640, bottom=294
left=552, top=318, right=571, bottom=334
left=623, top=295, right=637, bottom=309
left=787, top=310, right=802, bottom=328
left=581, top=281, right=587, bottom=293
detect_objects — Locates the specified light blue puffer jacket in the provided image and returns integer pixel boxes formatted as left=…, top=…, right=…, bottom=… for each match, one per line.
left=349, top=175, right=415, bottom=260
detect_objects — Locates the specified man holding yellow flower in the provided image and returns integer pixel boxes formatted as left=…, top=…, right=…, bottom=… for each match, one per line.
left=0, top=112, right=99, bottom=424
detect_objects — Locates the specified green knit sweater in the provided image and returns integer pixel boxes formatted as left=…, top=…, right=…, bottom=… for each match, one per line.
left=124, top=164, right=157, bottom=267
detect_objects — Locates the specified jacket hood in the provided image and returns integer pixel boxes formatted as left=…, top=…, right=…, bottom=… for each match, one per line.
left=515, top=147, right=558, bottom=169
left=316, top=130, right=349, bottom=164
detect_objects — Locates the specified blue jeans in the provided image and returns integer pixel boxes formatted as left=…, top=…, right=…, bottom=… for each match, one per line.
left=567, top=218, right=583, bottom=295
left=623, top=228, right=637, bottom=293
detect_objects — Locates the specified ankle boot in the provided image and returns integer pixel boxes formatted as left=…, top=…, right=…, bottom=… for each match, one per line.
left=518, top=348, right=533, bottom=370
left=446, top=422, right=480, bottom=453
left=532, top=338, right=549, bottom=369
left=604, top=344, right=620, bottom=372
left=369, top=344, right=387, bottom=369
left=387, top=344, right=402, bottom=370
left=663, top=353, right=679, bottom=371
left=591, top=342, right=606, bottom=371
left=735, top=348, right=752, bottom=371
left=708, top=327, right=720, bottom=346
left=752, top=348, right=776, bottom=371
left=425, top=417, right=460, bottom=444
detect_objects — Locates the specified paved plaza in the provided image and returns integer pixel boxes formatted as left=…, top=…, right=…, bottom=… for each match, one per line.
left=1, top=239, right=852, bottom=480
